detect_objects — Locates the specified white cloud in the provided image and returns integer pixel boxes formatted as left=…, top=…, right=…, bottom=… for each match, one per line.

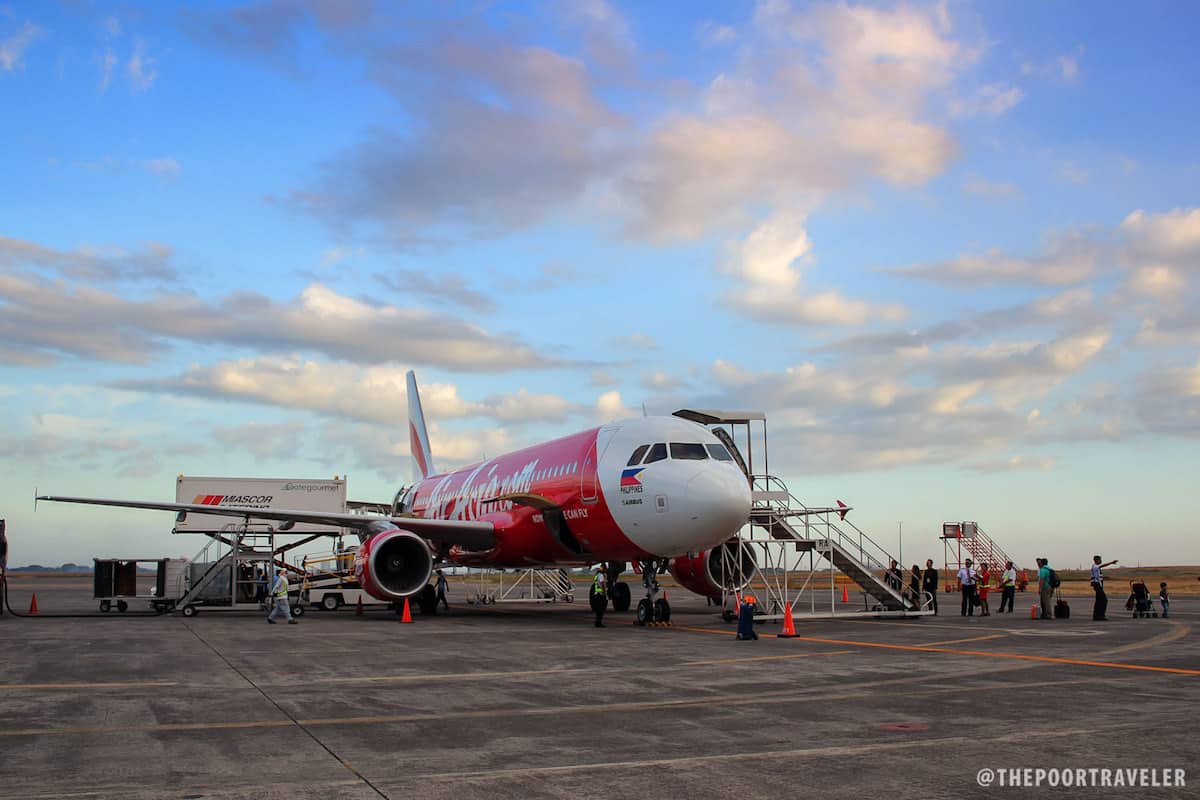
left=0, top=20, right=40, bottom=72
left=963, top=176, right=1021, bottom=198
left=950, top=82, right=1023, bottom=117
left=99, top=47, right=118, bottom=92
left=698, top=20, right=737, bottom=45
left=725, top=212, right=907, bottom=325
left=595, top=390, right=633, bottom=421
left=141, top=157, right=181, bottom=178
left=115, top=357, right=579, bottom=426
left=127, top=39, right=158, bottom=92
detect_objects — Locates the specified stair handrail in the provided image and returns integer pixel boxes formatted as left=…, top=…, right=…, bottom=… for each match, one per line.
left=749, top=474, right=900, bottom=574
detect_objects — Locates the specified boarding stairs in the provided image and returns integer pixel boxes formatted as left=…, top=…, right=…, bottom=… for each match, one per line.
left=749, top=475, right=915, bottom=611
left=944, top=521, right=1017, bottom=572
left=176, top=529, right=276, bottom=609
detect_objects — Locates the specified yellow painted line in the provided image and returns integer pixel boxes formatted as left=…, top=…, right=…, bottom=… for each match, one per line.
left=318, top=667, right=586, bottom=684
left=0, top=674, right=1131, bottom=739
left=776, top=634, right=1200, bottom=676
left=915, top=634, right=1004, bottom=647
left=669, top=624, right=1198, bottom=676
left=683, top=650, right=853, bottom=666
left=0, top=681, right=177, bottom=691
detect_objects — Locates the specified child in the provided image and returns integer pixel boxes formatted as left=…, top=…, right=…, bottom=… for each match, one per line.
left=1159, top=582, right=1169, bottom=618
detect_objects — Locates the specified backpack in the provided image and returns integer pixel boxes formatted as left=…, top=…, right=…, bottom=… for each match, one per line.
left=1047, top=569, right=1061, bottom=589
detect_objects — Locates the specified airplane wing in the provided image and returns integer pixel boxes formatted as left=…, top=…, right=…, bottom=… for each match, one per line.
left=35, top=495, right=496, bottom=551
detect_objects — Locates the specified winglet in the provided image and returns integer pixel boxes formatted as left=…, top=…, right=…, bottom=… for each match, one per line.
left=407, top=370, right=435, bottom=483
left=837, top=500, right=849, bottom=521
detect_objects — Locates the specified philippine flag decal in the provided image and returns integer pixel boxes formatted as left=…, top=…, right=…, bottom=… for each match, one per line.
left=620, top=468, right=644, bottom=487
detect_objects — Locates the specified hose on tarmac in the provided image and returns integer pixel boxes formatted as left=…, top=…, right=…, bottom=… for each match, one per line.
left=0, top=574, right=165, bottom=619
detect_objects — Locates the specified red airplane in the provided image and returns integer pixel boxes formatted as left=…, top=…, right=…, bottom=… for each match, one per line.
left=39, top=372, right=754, bottom=623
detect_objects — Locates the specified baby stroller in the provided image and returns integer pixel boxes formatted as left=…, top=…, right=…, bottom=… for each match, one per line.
left=1126, top=581, right=1158, bottom=618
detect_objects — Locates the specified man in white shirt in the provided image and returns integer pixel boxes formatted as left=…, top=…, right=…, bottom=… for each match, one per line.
left=1090, top=554, right=1118, bottom=621
left=999, top=560, right=1017, bottom=613
left=957, top=558, right=978, bottom=617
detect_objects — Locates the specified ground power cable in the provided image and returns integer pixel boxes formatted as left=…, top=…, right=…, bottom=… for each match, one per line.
left=0, top=575, right=164, bottom=619
left=182, top=621, right=391, bottom=800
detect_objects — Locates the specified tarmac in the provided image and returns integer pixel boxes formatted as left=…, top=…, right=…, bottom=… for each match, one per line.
left=0, top=576, right=1196, bottom=800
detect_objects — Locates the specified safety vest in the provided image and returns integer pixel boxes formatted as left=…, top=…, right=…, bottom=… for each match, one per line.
left=592, top=574, right=606, bottom=595
left=272, top=575, right=289, bottom=598
left=1002, top=569, right=1016, bottom=587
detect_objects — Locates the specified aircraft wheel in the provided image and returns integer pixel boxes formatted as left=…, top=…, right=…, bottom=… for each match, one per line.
left=99, top=600, right=111, bottom=613
left=610, top=581, right=631, bottom=612
left=322, top=594, right=341, bottom=611
left=418, top=585, right=438, bottom=615
left=181, top=605, right=197, bottom=617
left=654, top=598, right=671, bottom=623
left=636, top=598, right=652, bottom=625
left=117, top=600, right=128, bottom=613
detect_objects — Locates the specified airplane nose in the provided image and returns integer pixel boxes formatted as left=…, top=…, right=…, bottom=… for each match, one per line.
left=686, top=467, right=752, bottom=547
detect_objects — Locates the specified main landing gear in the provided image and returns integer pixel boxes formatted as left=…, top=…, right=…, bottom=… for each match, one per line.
left=634, top=558, right=670, bottom=625
left=605, top=561, right=631, bottom=613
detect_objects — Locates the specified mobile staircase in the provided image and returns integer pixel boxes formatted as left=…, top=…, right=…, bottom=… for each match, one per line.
left=747, top=475, right=921, bottom=615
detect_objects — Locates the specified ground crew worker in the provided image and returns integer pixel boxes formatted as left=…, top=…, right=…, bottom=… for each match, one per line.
left=435, top=569, right=449, bottom=611
left=999, top=560, right=1016, bottom=613
left=590, top=567, right=607, bottom=628
left=267, top=569, right=297, bottom=624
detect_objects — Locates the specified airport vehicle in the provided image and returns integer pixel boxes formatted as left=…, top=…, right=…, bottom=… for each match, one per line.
left=39, top=372, right=754, bottom=623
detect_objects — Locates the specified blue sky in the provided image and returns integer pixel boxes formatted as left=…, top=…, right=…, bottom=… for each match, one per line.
left=2, top=1, right=1198, bottom=568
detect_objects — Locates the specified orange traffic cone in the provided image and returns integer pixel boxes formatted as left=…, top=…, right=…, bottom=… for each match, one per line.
left=1030, top=604, right=1038, bottom=619
left=29, top=593, right=39, bottom=615
left=356, top=596, right=364, bottom=616
left=779, top=604, right=797, bottom=638
left=662, top=590, right=668, bottom=601
left=400, top=597, right=413, bottom=623
left=840, top=585, right=849, bottom=603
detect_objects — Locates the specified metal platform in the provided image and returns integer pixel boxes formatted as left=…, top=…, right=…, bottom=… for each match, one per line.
left=675, top=408, right=933, bottom=621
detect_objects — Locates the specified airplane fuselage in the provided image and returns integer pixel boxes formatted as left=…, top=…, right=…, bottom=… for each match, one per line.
left=402, top=416, right=751, bottom=568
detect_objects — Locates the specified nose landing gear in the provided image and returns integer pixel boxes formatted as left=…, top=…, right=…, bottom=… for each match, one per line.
left=635, top=558, right=671, bottom=625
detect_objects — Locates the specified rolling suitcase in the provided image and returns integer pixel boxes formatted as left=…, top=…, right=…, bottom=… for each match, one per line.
left=1054, top=591, right=1070, bottom=619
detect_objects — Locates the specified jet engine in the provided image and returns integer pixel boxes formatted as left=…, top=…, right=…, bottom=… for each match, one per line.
left=668, top=537, right=757, bottom=600
left=354, top=525, right=434, bottom=601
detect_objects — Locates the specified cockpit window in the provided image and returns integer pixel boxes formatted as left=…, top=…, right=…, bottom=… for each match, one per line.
left=627, top=444, right=650, bottom=466
left=643, top=442, right=668, bottom=463
left=670, top=443, right=708, bottom=460
left=706, top=443, right=734, bottom=462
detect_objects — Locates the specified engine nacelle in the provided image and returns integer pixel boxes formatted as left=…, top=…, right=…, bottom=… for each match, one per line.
left=354, top=526, right=434, bottom=601
left=668, top=537, right=757, bottom=600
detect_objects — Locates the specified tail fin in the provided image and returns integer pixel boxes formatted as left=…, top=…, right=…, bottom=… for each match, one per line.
left=407, top=370, right=435, bottom=482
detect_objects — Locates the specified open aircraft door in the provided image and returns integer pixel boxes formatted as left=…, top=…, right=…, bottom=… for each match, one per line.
left=580, top=441, right=599, bottom=503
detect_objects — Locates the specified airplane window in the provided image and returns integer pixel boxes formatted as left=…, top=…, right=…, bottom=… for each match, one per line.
left=627, top=445, right=649, bottom=466
left=670, top=443, right=708, bottom=460
left=644, top=443, right=668, bottom=463
left=706, top=443, right=734, bottom=462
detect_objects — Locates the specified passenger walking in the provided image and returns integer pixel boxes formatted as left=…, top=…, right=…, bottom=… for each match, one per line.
left=957, top=559, right=978, bottom=617
left=435, top=569, right=449, bottom=611
left=999, top=561, right=1016, bottom=613
left=922, top=559, right=939, bottom=615
left=886, top=559, right=903, bottom=593
left=590, top=567, right=607, bottom=628
left=267, top=570, right=296, bottom=624
left=1090, top=554, right=1118, bottom=620
left=978, top=563, right=991, bottom=616
left=1037, top=558, right=1055, bottom=620
left=1159, top=582, right=1170, bottom=618
left=254, top=567, right=267, bottom=602
left=909, top=565, right=921, bottom=610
